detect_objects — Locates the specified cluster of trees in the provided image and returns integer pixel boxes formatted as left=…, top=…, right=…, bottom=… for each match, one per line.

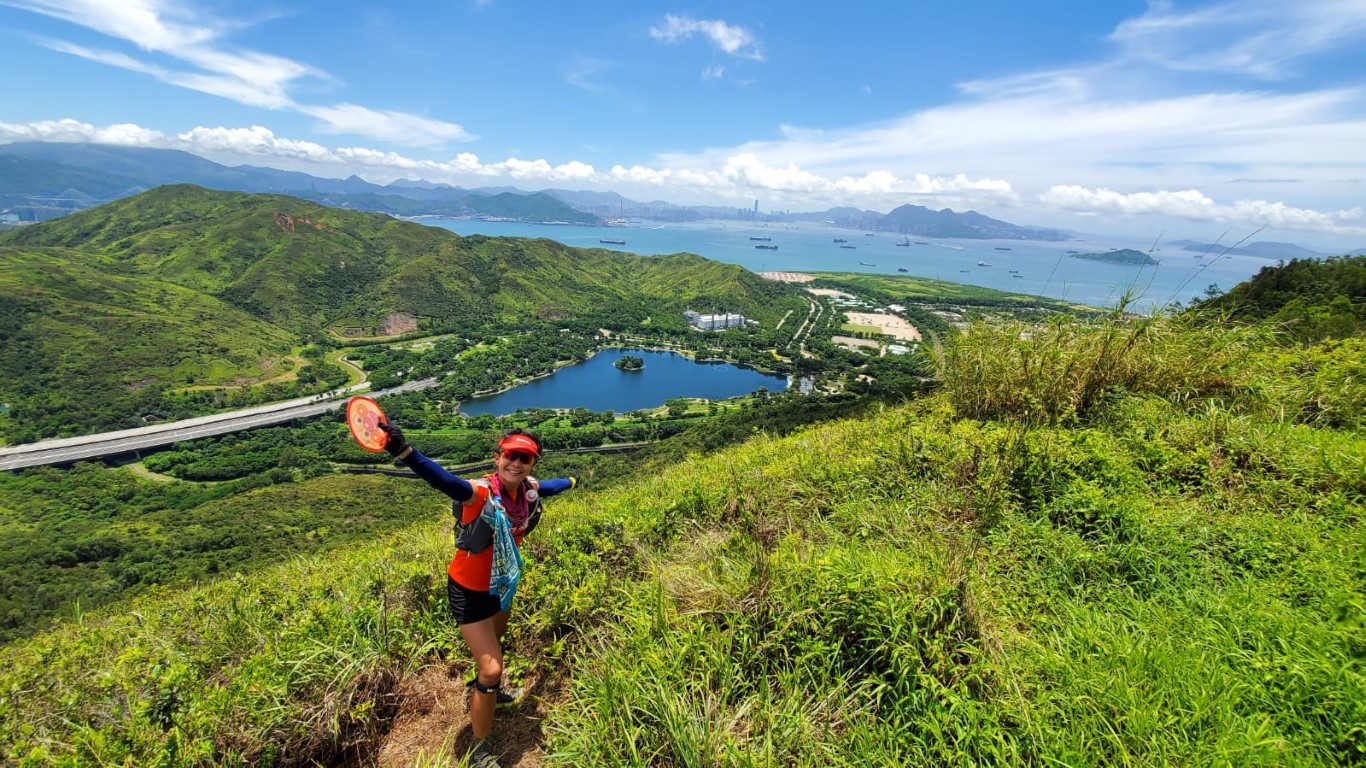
left=614, top=355, right=645, bottom=371
left=1195, top=254, right=1365, bottom=342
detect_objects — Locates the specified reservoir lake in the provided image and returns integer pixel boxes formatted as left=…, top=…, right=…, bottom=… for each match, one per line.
left=422, top=217, right=1276, bottom=312
left=458, top=348, right=788, bottom=417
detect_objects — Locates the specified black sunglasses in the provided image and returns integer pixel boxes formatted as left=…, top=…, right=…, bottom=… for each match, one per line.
left=503, top=450, right=536, bottom=464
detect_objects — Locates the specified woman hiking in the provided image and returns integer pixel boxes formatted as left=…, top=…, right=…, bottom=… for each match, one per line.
left=380, top=421, right=578, bottom=768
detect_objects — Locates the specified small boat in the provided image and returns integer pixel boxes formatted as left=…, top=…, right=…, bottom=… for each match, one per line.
left=977, top=261, right=992, bottom=266
left=750, top=236, right=772, bottom=241
left=959, top=269, right=970, bottom=273
left=864, top=233, right=875, bottom=237
left=896, top=237, right=911, bottom=246
left=1008, top=269, right=1019, bottom=273
left=754, top=244, right=778, bottom=250
left=833, top=238, right=848, bottom=243
left=600, top=238, right=626, bottom=245
left=840, top=245, right=857, bottom=249
left=859, top=261, right=876, bottom=266
left=995, top=246, right=1012, bottom=251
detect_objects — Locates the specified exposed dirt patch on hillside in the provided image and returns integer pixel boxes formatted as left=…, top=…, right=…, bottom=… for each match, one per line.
left=274, top=212, right=325, bottom=232
left=364, top=661, right=568, bottom=768
left=381, top=312, right=419, bottom=336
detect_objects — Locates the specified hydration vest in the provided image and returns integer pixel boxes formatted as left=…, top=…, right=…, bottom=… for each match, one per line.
left=455, top=476, right=543, bottom=554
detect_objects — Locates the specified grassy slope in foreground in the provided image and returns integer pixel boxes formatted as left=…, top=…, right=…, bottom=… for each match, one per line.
left=0, top=322, right=1362, bottom=766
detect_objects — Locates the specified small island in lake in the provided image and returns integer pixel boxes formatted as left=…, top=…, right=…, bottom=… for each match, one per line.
left=614, top=354, right=645, bottom=372
left=1069, top=248, right=1159, bottom=265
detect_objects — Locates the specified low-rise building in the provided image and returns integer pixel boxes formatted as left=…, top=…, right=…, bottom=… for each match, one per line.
left=685, top=310, right=747, bottom=331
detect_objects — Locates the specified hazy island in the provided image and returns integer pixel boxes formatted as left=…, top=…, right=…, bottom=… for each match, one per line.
left=1069, top=248, right=1159, bottom=265
left=614, top=354, right=645, bottom=371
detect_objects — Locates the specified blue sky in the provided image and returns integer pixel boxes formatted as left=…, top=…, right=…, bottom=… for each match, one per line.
left=1, top=0, right=1364, bottom=250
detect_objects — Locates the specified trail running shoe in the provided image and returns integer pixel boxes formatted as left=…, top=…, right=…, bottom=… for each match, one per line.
left=467, top=743, right=501, bottom=768
left=495, top=686, right=524, bottom=708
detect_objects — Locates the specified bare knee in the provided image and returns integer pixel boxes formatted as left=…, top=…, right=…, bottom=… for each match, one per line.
left=476, top=657, right=503, bottom=687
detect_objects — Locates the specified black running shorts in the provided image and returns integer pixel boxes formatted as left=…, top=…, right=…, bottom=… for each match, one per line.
left=447, top=575, right=503, bottom=625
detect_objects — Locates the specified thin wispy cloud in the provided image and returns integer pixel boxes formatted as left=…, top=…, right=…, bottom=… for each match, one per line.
left=649, top=13, right=764, bottom=61
left=299, top=104, right=474, bottom=146
left=0, top=0, right=470, bottom=145
left=565, top=56, right=612, bottom=93
left=1110, top=0, right=1366, bottom=79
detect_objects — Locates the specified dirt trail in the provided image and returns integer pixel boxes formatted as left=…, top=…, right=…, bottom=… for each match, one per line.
left=372, top=662, right=566, bottom=767
left=126, top=463, right=180, bottom=483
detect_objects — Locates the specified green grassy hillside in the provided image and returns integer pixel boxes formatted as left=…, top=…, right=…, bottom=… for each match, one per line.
left=1, top=314, right=1359, bottom=766
left=0, top=186, right=797, bottom=334
left=0, top=186, right=807, bottom=440
left=0, top=245, right=297, bottom=440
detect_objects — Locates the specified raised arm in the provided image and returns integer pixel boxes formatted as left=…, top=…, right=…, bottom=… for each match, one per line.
left=381, top=421, right=474, bottom=502
left=538, top=474, right=578, bottom=498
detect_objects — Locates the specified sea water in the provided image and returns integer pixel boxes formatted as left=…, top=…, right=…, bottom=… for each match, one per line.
left=419, top=218, right=1274, bottom=311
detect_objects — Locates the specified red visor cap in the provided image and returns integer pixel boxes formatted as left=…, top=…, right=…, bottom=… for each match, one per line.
left=498, top=434, right=541, bottom=457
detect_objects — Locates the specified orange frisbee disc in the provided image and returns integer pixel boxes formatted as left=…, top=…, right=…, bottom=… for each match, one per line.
left=346, top=396, right=389, bottom=453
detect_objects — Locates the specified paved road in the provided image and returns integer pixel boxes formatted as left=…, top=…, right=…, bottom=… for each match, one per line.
left=0, top=379, right=437, bottom=472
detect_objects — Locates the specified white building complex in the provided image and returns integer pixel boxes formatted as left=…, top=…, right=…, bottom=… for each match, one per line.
left=684, top=310, right=747, bottom=331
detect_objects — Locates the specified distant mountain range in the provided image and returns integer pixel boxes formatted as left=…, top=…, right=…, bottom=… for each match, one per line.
left=0, top=142, right=598, bottom=225
left=3, top=142, right=1360, bottom=253
left=1, top=141, right=1070, bottom=241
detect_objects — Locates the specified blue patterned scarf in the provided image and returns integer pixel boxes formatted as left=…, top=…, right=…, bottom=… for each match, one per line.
left=484, top=477, right=524, bottom=611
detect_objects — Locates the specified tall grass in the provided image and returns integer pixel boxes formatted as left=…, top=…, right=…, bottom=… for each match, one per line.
left=934, top=308, right=1273, bottom=426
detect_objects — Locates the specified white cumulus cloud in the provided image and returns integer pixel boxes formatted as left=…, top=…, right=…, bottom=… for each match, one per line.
left=1041, top=185, right=1366, bottom=235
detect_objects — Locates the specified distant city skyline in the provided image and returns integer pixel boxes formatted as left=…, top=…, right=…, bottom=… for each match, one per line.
left=1, top=0, right=1364, bottom=251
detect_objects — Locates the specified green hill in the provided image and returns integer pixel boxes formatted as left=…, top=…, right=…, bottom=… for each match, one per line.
left=1, top=185, right=790, bottom=331
left=0, top=244, right=296, bottom=440
left=0, top=186, right=805, bottom=440
left=1070, top=247, right=1159, bottom=265
left=0, top=311, right=1360, bottom=765
left=1194, top=254, right=1366, bottom=340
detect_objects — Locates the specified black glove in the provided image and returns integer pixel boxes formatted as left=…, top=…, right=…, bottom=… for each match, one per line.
left=380, top=421, right=408, bottom=457
left=570, top=473, right=581, bottom=488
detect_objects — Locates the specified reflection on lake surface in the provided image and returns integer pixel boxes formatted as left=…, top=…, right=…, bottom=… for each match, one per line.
left=458, top=348, right=788, bottom=416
